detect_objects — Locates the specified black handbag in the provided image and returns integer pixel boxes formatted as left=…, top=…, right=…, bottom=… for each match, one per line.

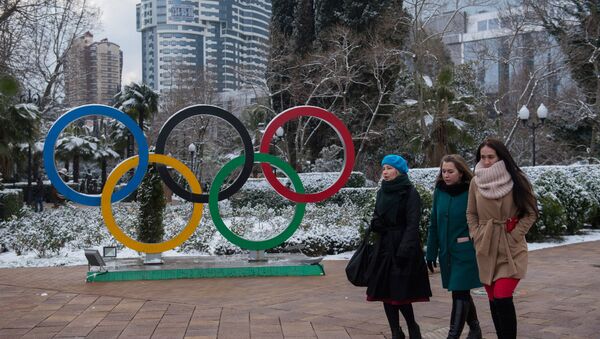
left=345, top=227, right=374, bottom=287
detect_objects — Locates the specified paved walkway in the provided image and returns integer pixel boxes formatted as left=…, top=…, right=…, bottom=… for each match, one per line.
left=0, top=241, right=598, bottom=339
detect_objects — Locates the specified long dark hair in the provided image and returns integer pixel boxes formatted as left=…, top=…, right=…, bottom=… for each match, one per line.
left=435, top=154, right=473, bottom=186
left=476, top=138, right=538, bottom=218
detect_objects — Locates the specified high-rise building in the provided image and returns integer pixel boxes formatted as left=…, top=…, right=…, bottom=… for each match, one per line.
left=426, top=4, right=565, bottom=96
left=64, top=32, right=123, bottom=107
left=136, top=0, right=271, bottom=93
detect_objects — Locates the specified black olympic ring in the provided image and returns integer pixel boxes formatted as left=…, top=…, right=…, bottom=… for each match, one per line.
left=154, top=105, right=255, bottom=203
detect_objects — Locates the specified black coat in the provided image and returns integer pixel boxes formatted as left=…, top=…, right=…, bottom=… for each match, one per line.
left=366, top=184, right=432, bottom=302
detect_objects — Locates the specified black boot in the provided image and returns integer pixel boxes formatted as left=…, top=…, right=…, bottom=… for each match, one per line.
left=495, top=297, right=517, bottom=339
left=465, top=296, right=482, bottom=339
left=399, top=304, right=421, bottom=339
left=384, top=303, right=406, bottom=339
left=447, top=298, right=469, bottom=339
left=489, top=299, right=502, bottom=338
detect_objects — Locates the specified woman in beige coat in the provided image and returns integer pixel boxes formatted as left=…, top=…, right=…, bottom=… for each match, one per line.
left=466, top=138, right=538, bottom=339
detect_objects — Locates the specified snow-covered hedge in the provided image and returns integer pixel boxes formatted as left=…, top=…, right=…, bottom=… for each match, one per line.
left=0, top=189, right=23, bottom=220
left=1, top=165, right=598, bottom=260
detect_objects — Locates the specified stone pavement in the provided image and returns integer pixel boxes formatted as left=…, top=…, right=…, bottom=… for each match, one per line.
left=0, top=240, right=598, bottom=339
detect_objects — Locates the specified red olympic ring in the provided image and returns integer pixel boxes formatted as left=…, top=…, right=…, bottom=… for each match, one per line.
left=259, top=106, right=355, bottom=203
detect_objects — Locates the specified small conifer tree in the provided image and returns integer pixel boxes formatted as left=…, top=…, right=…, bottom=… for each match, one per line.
left=136, top=165, right=166, bottom=244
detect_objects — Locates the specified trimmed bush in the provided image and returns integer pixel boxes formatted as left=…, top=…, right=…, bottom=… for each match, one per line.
left=534, top=170, right=593, bottom=235
left=528, top=192, right=567, bottom=242
left=415, top=184, right=433, bottom=244
left=0, top=189, right=23, bottom=220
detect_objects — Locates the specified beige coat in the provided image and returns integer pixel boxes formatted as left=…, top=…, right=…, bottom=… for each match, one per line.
left=466, top=180, right=537, bottom=285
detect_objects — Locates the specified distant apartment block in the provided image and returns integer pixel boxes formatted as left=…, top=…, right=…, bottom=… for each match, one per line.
left=427, top=5, right=563, bottom=96
left=64, top=32, right=123, bottom=107
left=136, top=0, right=271, bottom=94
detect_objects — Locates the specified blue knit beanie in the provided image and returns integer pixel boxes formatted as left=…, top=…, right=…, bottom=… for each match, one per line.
left=381, top=154, right=409, bottom=174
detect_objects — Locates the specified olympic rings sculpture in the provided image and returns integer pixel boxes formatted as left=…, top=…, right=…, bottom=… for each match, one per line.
left=43, top=104, right=355, bottom=253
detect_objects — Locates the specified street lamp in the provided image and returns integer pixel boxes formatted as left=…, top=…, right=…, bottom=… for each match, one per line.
left=518, top=103, right=548, bottom=166
left=188, top=143, right=196, bottom=175
left=275, top=126, right=284, bottom=140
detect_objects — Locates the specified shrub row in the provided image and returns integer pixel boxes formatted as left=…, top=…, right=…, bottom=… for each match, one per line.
left=1, top=165, right=597, bottom=259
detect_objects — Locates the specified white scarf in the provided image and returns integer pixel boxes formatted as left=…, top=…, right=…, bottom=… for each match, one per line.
left=474, top=160, right=513, bottom=199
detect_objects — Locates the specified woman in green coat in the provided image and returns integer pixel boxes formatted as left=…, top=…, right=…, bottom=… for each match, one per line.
left=426, top=154, right=482, bottom=339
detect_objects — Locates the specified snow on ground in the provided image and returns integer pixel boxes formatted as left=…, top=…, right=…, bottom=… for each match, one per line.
left=1, top=230, right=599, bottom=268
left=323, top=229, right=600, bottom=260
left=0, top=247, right=208, bottom=268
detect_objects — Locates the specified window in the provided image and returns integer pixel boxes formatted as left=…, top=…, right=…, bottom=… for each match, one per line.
left=488, top=19, right=499, bottom=30
left=477, top=20, right=487, bottom=32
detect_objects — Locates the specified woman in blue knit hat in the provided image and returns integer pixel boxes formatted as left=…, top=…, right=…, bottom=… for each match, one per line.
left=366, top=154, right=432, bottom=339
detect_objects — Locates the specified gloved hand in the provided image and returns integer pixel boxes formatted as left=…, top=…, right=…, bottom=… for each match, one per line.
left=426, top=260, right=437, bottom=273
left=370, top=214, right=386, bottom=232
left=506, top=217, right=519, bottom=233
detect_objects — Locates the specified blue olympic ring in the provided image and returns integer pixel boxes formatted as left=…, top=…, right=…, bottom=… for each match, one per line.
left=43, top=104, right=149, bottom=206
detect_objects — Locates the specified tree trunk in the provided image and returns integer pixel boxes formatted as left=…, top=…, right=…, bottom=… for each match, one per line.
left=101, top=157, right=107, bottom=187
left=73, top=153, right=79, bottom=183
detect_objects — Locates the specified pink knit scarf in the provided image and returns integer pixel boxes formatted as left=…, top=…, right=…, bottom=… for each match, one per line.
left=474, top=160, right=513, bottom=199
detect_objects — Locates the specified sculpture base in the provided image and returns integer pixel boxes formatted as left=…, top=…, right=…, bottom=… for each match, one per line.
left=86, top=254, right=325, bottom=282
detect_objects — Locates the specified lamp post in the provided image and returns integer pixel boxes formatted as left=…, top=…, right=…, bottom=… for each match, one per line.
left=518, top=103, right=548, bottom=166
left=20, top=90, right=41, bottom=205
left=188, top=143, right=196, bottom=175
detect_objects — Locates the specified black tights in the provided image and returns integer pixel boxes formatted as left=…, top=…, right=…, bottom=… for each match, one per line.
left=383, top=303, right=417, bottom=331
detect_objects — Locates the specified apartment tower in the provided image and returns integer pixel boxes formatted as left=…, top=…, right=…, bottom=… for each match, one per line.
left=64, top=32, right=123, bottom=107
left=136, top=0, right=271, bottom=93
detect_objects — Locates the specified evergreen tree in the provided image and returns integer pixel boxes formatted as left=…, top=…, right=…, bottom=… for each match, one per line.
left=528, top=0, right=600, bottom=157
left=136, top=165, right=166, bottom=244
left=339, top=0, right=387, bottom=28
left=268, top=0, right=411, bottom=171
left=314, top=0, right=341, bottom=35
left=292, top=0, right=315, bottom=55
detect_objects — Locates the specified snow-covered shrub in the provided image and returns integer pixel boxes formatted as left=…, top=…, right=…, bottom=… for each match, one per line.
left=0, top=206, right=75, bottom=256
left=282, top=202, right=365, bottom=256
left=241, top=171, right=368, bottom=192
left=528, top=192, right=567, bottom=242
left=409, top=168, right=437, bottom=191
left=231, top=173, right=371, bottom=210
left=571, top=169, right=600, bottom=228
left=311, top=145, right=343, bottom=172
left=0, top=189, right=23, bottom=220
left=534, top=170, right=593, bottom=234
left=316, top=187, right=375, bottom=208
left=415, top=184, right=433, bottom=244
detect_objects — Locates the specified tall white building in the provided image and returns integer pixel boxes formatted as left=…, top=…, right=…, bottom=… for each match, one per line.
left=136, top=0, right=271, bottom=94
left=427, top=4, right=564, bottom=97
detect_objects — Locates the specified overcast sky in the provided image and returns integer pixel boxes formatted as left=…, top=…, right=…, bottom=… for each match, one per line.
left=90, top=0, right=141, bottom=85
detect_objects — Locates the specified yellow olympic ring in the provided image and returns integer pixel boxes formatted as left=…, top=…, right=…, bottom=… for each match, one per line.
left=101, top=154, right=203, bottom=253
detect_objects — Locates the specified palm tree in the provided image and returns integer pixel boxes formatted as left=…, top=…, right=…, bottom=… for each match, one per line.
left=114, top=82, right=159, bottom=156
left=0, top=73, right=41, bottom=179
left=93, top=119, right=120, bottom=186
left=55, top=124, right=98, bottom=183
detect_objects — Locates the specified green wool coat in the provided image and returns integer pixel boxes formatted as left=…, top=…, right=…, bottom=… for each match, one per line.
left=426, top=187, right=482, bottom=291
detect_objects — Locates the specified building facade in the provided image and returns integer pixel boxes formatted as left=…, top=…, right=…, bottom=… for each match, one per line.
left=136, top=0, right=271, bottom=93
left=427, top=5, right=564, bottom=97
left=64, top=32, right=123, bottom=107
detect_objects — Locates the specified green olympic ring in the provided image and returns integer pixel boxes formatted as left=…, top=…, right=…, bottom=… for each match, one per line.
left=209, top=153, right=306, bottom=250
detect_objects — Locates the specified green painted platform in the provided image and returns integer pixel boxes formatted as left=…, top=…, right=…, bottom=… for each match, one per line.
left=86, top=254, right=325, bottom=282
